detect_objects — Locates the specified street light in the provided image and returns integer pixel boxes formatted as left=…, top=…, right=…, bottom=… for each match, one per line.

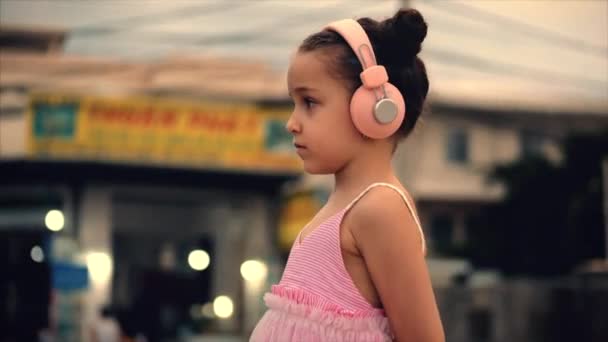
left=45, top=209, right=64, bottom=231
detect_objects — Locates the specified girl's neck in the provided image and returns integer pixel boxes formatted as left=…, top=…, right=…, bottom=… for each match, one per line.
left=332, top=148, right=399, bottom=199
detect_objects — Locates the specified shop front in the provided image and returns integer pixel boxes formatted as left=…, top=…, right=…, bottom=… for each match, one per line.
left=0, top=93, right=300, bottom=341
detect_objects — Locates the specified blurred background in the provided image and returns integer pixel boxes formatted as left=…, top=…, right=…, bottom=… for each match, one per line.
left=0, top=0, right=607, bottom=341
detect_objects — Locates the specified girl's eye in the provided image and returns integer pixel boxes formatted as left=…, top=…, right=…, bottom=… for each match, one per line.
left=304, top=97, right=317, bottom=109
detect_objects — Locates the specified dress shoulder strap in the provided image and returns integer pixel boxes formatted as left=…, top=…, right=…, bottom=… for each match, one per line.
left=344, top=182, right=427, bottom=255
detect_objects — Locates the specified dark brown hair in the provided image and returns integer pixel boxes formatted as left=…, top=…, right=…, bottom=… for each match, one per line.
left=299, top=8, right=429, bottom=139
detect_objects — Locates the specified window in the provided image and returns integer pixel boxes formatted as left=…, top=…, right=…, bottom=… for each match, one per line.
left=430, top=214, right=454, bottom=253
left=446, top=128, right=469, bottom=164
left=520, top=131, right=544, bottom=158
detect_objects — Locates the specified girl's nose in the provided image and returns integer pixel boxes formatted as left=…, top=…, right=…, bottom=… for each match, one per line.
left=285, top=113, right=301, bottom=134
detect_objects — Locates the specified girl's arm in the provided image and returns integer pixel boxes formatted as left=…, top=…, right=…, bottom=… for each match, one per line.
left=350, top=187, right=445, bottom=342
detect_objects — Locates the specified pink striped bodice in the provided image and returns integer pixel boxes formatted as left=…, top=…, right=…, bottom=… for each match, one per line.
left=271, top=182, right=426, bottom=313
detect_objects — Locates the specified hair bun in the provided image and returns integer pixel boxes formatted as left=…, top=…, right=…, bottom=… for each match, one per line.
left=381, top=8, right=428, bottom=63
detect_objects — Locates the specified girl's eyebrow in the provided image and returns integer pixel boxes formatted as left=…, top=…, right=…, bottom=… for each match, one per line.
left=289, top=86, right=320, bottom=96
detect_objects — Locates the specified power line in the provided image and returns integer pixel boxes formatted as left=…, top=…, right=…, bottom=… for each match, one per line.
left=419, top=5, right=604, bottom=62
left=67, top=0, right=384, bottom=47
left=425, top=46, right=606, bottom=92
left=196, top=0, right=356, bottom=45
left=60, top=0, right=606, bottom=93
left=70, top=1, right=248, bottom=38
left=424, top=0, right=607, bottom=57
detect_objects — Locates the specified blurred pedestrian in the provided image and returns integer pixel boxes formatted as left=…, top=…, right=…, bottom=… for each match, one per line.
left=90, top=305, right=120, bottom=342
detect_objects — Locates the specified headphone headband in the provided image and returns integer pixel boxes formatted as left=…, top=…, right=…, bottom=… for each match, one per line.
left=325, top=19, right=377, bottom=70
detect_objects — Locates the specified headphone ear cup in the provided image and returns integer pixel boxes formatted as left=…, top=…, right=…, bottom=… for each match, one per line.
left=350, top=83, right=406, bottom=139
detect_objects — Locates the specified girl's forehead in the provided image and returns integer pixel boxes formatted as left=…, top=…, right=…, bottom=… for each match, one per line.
left=287, top=51, right=334, bottom=86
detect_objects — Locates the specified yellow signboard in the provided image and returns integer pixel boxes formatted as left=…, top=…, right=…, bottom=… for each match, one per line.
left=277, top=189, right=327, bottom=251
left=27, top=94, right=301, bottom=174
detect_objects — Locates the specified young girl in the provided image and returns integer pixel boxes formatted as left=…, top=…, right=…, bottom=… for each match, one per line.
left=251, top=8, right=444, bottom=342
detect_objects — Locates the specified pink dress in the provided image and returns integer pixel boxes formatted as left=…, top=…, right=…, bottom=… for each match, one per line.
left=250, top=183, right=426, bottom=341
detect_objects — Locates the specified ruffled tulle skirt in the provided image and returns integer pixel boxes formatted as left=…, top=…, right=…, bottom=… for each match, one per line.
left=250, top=286, right=393, bottom=341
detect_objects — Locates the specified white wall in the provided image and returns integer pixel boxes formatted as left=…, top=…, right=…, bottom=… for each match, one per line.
left=395, top=114, right=523, bottom=202
left=78, top=187, right=113, bottom=342
left=0, top=113, right=26, bottom=158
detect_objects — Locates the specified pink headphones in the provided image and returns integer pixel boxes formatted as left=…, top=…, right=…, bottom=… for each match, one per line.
left=326, top=19, right=406, bottom=139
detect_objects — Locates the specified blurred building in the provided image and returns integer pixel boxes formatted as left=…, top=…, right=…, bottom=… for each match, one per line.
left=390, top=97, right=608, bottom=342
left=1, top=24, right=68, bottom=342
left=395, top=99, right=608, bottom=270
left=1, top=25, right=297, bottom=341
left=0, top=24, right=66, bottom=53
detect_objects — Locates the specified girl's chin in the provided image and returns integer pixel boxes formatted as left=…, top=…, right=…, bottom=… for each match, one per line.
left=302, top=162, right=338, bottom=175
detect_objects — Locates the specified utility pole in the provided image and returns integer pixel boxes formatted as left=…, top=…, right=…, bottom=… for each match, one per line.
left=603, top=157, right=608, bottom=261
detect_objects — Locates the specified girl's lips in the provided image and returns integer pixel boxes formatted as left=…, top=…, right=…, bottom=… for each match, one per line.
left=294, top=143, right=307, bottom=157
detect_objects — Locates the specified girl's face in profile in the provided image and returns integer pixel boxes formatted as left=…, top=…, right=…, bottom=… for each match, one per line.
left=286, top=50, right=365, bottom=174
